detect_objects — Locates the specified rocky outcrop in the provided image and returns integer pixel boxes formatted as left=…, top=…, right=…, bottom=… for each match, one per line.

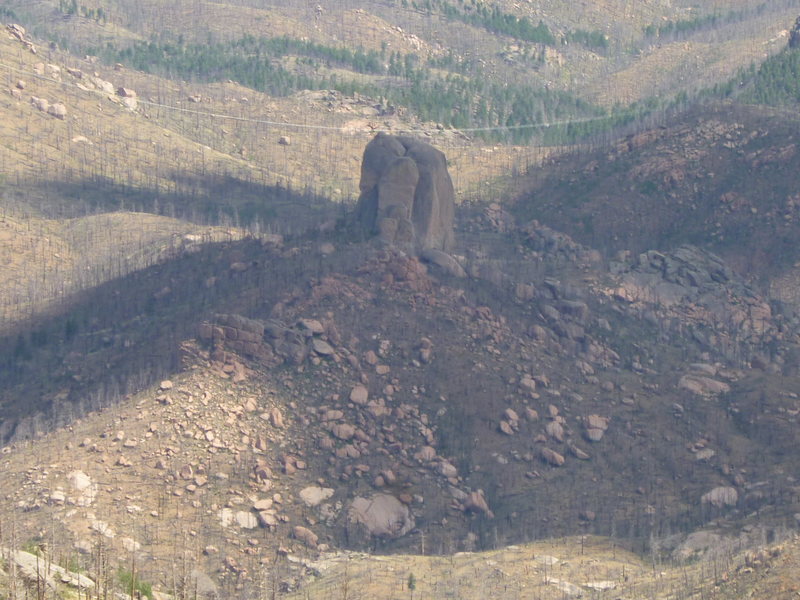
left=199, top=313, right=344, bottom=368
left=605, top=245, right=776, bottom=364
left=355, top=133, right=455, bottom=252
left=3, top=548, right=95, bottom=591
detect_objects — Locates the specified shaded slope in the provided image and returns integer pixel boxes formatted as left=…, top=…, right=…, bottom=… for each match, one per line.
left=511, top=102, right=800, bottom=285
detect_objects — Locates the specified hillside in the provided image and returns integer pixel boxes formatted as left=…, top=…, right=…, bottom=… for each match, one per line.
left=4, top=0, right=800, bottom=598
left=2, top=186, right=800, bottom=595
left=509, top=102, right=800, bottom=289
left=3, top=0, right=799, bottom=321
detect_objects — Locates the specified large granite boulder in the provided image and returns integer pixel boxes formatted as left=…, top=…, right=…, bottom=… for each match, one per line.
left=347, top=493, right=415, bottom=542
left=355, top=133, right=455, bottom=252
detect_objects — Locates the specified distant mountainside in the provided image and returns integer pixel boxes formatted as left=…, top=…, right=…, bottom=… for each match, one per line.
left=3, top=0, right=800, bottom=134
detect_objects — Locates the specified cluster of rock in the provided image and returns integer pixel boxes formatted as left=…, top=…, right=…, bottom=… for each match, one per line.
left=678, top=362, right=733, bottom=397
left=494, top=395, right=605, bottom=472
left=7, top=63, right=69, bottom=119
left=607, top=245, right=777, bottom=364
left=6, top=23, right=36, bottom=53
left=5, top=26, right=140, bottom=112
left=520, top=219, right=602, bottom=265
left=298, top=88, right=403, bottom=119
left=194, top=305, right=502, bottom=548
left=198, top=313, right=342, bottom=369
left=30, top=95, right=67, bottom=119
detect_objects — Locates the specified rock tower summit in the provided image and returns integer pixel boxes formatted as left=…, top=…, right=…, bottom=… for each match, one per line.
left=355, top=133, right=456, bottom=252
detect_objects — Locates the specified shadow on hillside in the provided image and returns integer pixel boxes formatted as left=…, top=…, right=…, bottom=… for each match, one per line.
left=6, top=173, right=348, bottom=233
left=0, top=229, right=365, bottom=445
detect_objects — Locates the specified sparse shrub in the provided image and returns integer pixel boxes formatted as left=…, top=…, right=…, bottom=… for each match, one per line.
left=118, top=566, right=153, bottom=599
left=21, top=537, right=45, bottom=556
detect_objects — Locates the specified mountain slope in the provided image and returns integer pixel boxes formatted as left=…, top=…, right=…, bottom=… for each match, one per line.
left=1, top=202, right=800, bottom=594
left=511, top=102, right=800, bottom=286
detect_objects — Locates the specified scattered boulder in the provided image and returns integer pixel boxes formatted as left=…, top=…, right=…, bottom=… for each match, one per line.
left=584, top=414, right=609, bottom=442
left=519, top=376, right=537, bottom=393
left=91, top=77, right=115, bottom=94
left=298, top=318, right=325, bottom=335
left=188, top=569, right=219, bottom=598
left=234, top=511, right=258, bottom=529
left=462, top=489, right=494, bottom=518
left=311, top=338, right=335, bottom=356
left=30, top=96, right=49, bottom=112
left=349, top=384, right=369, bottom=405
left=331, top=423, right=356, bottom=441
left=438, top=460, right=458, bottom=478
left=679, top=375, right=730, bottom=396
left=548, top=578, right=583, bottom=597
left=499, top=420, right=515, bottom=435
left=293, top=526, right=319, bottom=548
left=257, top=511, right=278, bottom=528
left=67, top=470, right=97, bottom=506
left=545, top=420, right=564, bottom=442
left=541, top=447, right=565, bottom=467
left=586, top=581, right=617, bottom=591
left=419, top=248, right=466, bottom=277
left=44, top=64, right=60, bottom=79
left=47, top=103, right=67, bottom=119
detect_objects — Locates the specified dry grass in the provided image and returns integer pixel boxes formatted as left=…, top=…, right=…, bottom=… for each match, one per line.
left=583, top=9, right=797, bottom=106
left=286, top=534, right=800, bottom=599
